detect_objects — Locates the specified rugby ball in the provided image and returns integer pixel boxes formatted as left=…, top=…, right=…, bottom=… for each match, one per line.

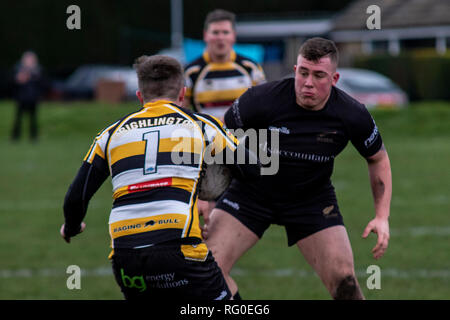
left=198, top=163, right=232, bottom=201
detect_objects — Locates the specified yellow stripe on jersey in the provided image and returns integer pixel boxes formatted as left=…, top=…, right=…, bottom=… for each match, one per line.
left=109, top=137, right=203, bottom=166
left=83, top=140, right=97, bottom=162
left=207, top=62, right=237, bottom=71
left=109, top=214, right=187, bottom=240
left=140, top=100, right=182, bottom=116
left=84, top=142, right=106, bottom=163
left=158, top=137, right=203, bottom=154
left=185, top=196, right=202, bottom=239
left=203, top=50, right=236, bottom=63
left=84, top=121, right=119, bottom=163
left=185, top=65, right=201, bottom=76
left=110, top=141, right=145, bottom=165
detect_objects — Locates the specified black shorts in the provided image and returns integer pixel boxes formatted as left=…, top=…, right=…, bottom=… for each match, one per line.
left=216, top=181, right=344, bottom=246
left=111, top=239, right=231, bottom=300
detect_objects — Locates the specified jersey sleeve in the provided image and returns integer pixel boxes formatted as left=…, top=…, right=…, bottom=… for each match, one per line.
left=253, top=65, right=266, bottom=85
left=196, top=113, right=239, bottom=155
left=224, top=87, right=267, bottom=130
left=241, top=59, right=266, bottom=86
left=83, top=126, right=113, bottom=175
left=347, top=104, right=383, bottom=158
left=63, top=127, right=112, bottom=237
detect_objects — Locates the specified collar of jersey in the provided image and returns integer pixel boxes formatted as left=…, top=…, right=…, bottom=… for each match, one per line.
left=142, top=100, right=175, bottom=109
left=203, top=50, right=236, bottom=63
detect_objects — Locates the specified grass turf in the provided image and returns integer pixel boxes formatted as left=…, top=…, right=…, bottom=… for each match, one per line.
left=0, top=100, right=448, bottom=299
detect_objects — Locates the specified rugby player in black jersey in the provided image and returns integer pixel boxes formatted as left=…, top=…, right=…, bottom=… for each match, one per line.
left=203, top=38, right=392, bottom=300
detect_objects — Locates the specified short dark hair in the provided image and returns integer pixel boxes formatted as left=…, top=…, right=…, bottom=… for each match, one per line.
left=298, top=37, right=339, bottom=65
left=204, top=9, right=236, bottom=31
left=133, top=55, right=184, bottom=102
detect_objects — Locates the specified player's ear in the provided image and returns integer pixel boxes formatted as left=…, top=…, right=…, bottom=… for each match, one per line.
left=332, top=72, right=340, bottom=86
left=293, top=65, right=297, bottom=73
left=178, top=86, right=186, bottom=104
left=136, top=90, right=144, bottom=104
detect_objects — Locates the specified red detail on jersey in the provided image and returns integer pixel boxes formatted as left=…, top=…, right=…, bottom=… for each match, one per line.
left=128, top=178, right=173, bottom=193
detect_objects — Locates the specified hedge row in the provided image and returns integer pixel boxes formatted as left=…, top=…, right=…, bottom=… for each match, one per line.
left=354, top=52, right=450, bottom=101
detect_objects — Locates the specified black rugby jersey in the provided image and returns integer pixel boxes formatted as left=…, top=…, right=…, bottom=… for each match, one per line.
left=224, top=77, right=383, bottom=201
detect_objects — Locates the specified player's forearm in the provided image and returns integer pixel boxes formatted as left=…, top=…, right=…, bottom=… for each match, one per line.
left=63, top=164, right=90, bottom=236
left=367, top=150, right=392, bottom=220
left=63, top=162, right=108, bottom=236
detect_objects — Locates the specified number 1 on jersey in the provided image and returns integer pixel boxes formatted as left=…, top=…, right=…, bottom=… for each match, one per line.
left=143, top=131, right=159, bottom=174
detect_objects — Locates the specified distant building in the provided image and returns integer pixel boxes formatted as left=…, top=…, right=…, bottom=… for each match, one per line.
left=236, top=15, right=333, bottom=79
left=234, top=0, right=450, bottom=78
left=332, top=0, right=450, bottom=64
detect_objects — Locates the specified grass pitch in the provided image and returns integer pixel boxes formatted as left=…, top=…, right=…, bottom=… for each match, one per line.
left=0, top=100, right=448, bottom=299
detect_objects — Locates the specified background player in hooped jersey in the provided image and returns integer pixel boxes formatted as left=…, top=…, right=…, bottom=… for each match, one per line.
left=183, top=9, right=266, bottom=120
left=184, top=9, right=266, bottom=220
left=60, top=55, right=260, bottom=300
left=203, top=38, right=392, bottom=300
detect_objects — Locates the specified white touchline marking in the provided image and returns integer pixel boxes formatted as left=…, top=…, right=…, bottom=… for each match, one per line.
left=0, top=266, right=113, bottom=279
left=231, top=268, right=450, bottom=279
left=0, top=266, right=449, bottom=280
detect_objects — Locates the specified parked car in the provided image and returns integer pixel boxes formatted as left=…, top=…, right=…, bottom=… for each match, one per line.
left=51, top=65, right=138, bottom=101
left=336, top=68, right=408, bottom=109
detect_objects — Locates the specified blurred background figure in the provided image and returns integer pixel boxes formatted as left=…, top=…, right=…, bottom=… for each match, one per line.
left=11, top=51, right=43, bottom=142
left=183, top=9, right=266, bottom=120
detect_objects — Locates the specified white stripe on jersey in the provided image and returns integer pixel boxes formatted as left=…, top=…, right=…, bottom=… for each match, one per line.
left=194, top=75, right=252, bottom=94
left=109, top=200, right=190, bottom=224
left=108, top=124, right=202, bottom=150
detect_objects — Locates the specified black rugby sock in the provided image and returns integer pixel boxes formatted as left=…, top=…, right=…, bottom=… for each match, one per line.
left=233, top=291, right=242, bottom=300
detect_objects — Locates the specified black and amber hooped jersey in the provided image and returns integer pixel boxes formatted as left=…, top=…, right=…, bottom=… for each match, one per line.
left=184, top=50, right=265, bottom=118
left=76, top=100, right=239, bottom=250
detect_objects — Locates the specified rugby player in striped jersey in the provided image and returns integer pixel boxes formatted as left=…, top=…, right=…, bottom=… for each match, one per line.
left=60, top=55, right=260, bottom=300
left=183, top=9, right=265, bottom=120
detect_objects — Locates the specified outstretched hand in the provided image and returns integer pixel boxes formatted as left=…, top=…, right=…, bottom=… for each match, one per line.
left=362, top=217, right=390, bottom=260
left=60, top=222, right=86, bottom=243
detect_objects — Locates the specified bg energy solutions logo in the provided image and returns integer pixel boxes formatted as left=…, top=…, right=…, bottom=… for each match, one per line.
left=120, top=268, right=147, bottom=292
